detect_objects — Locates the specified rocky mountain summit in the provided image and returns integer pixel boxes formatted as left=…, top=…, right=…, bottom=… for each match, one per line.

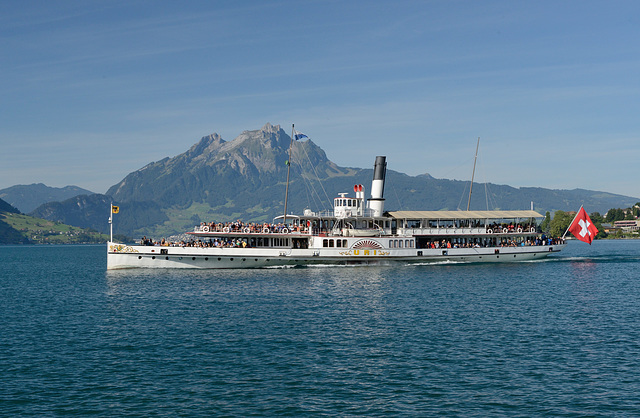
left=106, top=123, right=350, bottom=209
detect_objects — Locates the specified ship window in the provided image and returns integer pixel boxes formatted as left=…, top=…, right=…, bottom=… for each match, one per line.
left=405, top=240, right=409, bottom=248
left=336, top=240, right=342, bottom=248
left=329, top=239, right=334, bottom=247
left=343, top=240, right=347, bottom=247
left=323, top=239, right=328, bottom=247
left=399, top=241, right=403, bottom=248
left=389, top=240, right=393, bottom=248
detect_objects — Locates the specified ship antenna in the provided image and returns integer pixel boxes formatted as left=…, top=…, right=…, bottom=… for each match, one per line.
left=283, top=124, right=295, bottom=224
left=466, top=137, right=480, bottom=211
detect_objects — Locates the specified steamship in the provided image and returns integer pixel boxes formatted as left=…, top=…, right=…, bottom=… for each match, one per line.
left=107, top=156, right=566, bottom=269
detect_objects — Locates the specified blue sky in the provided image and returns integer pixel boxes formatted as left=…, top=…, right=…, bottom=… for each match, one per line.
left=2, top=0, right=639, bottom=200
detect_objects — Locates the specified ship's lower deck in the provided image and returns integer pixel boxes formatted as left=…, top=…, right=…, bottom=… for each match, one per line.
left=107, top=241, right=566, bottom=269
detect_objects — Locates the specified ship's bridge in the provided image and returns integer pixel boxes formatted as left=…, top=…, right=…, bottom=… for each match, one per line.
left=334, top=184, right=366, bottom=219
left=334, top=193, right=361, bottom=219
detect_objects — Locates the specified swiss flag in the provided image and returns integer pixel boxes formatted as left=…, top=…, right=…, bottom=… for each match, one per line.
left=568, top=207, right=598, bottom=244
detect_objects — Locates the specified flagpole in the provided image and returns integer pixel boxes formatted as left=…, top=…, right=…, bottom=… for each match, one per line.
left=109, top=203, right=113, bottom=243
left=562, top=205, right=583, bottom=239
left=283, top=124, right=295, bottom=224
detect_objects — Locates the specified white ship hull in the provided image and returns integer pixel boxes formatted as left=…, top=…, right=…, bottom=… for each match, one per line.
left=107, top=241, right=566, bottom=269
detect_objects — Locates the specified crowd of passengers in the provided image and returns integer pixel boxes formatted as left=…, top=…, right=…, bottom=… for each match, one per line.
left=140, top=236, right=252, bottom=248
left=198, top=220, right=308, bottom=233
left=425, top=236, right=564, bottom=249
left=485, top=222, right=537, bottom=233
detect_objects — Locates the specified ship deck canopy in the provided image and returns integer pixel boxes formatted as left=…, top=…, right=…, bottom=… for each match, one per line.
left=387, top=210, right=543, bottom=220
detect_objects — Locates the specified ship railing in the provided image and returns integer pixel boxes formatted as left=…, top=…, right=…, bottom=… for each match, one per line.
left=193, top=225, right=312, bottom=234
left=397, top=227, right=538, bottom=236
left=314, top=210, right=335, bottom=217
left=306, top=209, right=377, bottom=218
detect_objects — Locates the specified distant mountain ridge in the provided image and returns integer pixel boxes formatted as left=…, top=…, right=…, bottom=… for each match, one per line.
left=0, top=183, right=94, bottom=213
left=23, top=123, right=640, bottom=238
left=29, top=194, right=167, bottom=235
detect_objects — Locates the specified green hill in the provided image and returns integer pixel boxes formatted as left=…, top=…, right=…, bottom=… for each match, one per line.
left=0, top=196, right=108, bottom=245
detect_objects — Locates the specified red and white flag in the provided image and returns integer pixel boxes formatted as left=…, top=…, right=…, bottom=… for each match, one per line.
left=567, top=207, right=598, bottom=244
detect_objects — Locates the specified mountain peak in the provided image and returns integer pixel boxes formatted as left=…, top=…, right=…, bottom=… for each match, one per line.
left=261, top=122, right=280, bottom=133
left=232, top=123, right=288, bottom=150
left=187, top=133, right=225, bottom=159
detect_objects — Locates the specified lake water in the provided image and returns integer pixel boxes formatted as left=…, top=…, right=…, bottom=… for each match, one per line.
left=2, top=240, right=640, bottom=416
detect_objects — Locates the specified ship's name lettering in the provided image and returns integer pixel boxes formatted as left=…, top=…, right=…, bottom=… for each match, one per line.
left=339, top=249, right=390, bottom=256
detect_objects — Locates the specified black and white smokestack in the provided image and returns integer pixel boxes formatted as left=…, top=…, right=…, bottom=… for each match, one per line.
left=369, top=156, right=386, bottom=217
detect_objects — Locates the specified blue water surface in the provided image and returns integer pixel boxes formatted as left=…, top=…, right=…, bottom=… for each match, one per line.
left=2, top=240, right=640, bottom=416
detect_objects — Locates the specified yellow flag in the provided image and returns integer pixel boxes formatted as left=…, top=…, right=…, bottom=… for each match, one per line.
left=112, top=205, right=119, bottom=214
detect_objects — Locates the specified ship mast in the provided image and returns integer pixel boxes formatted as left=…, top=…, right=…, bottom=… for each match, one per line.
left=466, top=137, right=480, bottom=211
left=283, top=124, right=295, bottom=224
